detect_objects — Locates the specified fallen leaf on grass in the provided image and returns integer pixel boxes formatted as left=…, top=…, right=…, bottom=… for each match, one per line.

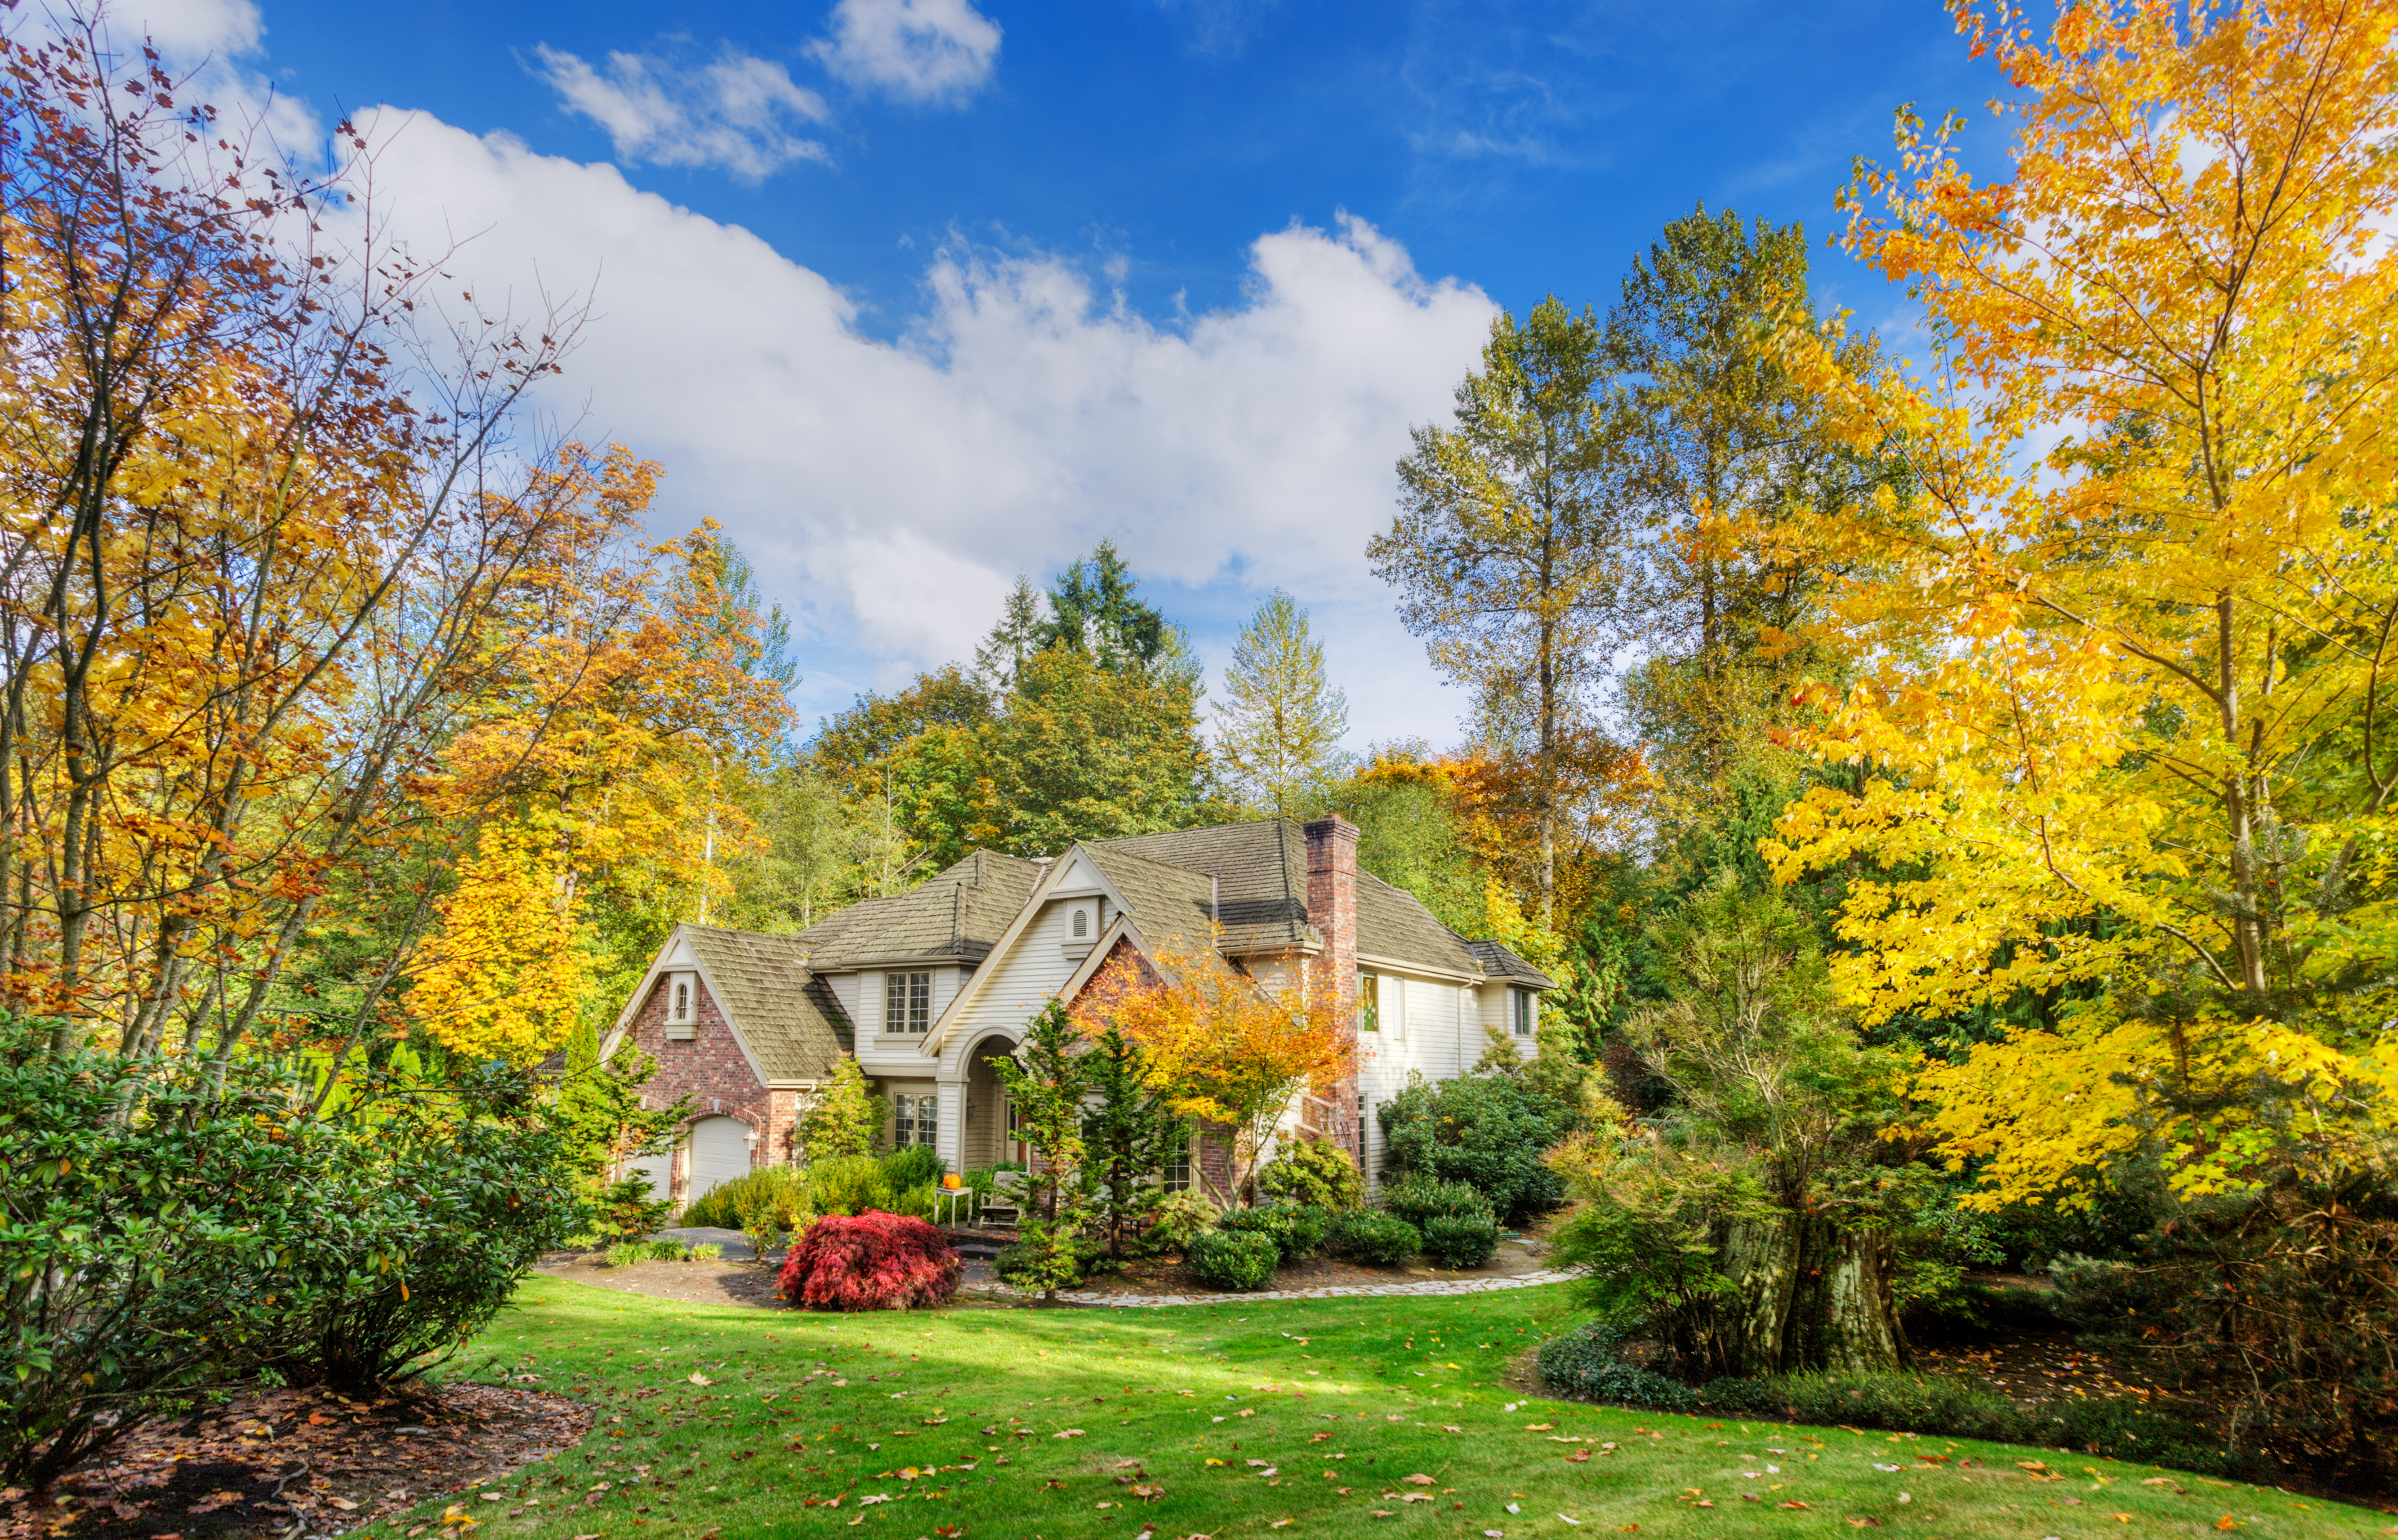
left=1778, top=1501, right=1811, bottom=1509
left=1847, top=1519, right=1881, bottom=1529
left=1403, top=1474, right=1435, bottom=1485
left=686, top=1373, right=713, bottom=1386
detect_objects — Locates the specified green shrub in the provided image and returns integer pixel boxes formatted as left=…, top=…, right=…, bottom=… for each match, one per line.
left=1536, top=1319, right=1695, bottom=1410
left=1330, top=1209, right=1421, bottom=1266
left=680, top=1166, right=806, bottom=1229
left=1421, top=1211, right=1501, bottom=1268
left=602, top=1238, right=686, bottom=1266
left=808, top=1155, right=897, bottom=1216
left=888, top=1180, right=940, bottom=1220
left=1, top=1024, right=330, bottom=1492
left=1534, top=1316, right=2238, bottom=1474
left=687, top=1243, right=723, bottom=1261
left=1152, top=1188, right=1220, bottom=1250
left=1377, top=1072, right=1571, bottom=1222
left=1217, top=1202, right=1334, bottom=1265
left=881, top=1144, right=946, bottom=1192
left=1184, top=1228, right=1280, bottom=1291
left=1257, top=1136, right=1364, bottom=1210
left=1380, top=1176, right=1493, bottom=1230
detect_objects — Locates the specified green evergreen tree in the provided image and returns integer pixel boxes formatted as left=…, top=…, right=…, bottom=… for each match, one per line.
left=800, top=1055, right=882, bottom=1161
left=1077, top=1019, right=1183, bottom=1258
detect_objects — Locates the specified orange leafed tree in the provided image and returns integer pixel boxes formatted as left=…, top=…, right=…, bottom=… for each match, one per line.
left=1077, top=938, right=1356, bottom=1205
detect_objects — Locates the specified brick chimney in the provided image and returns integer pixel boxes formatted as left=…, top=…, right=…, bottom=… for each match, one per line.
left=1302, top=815, right=1362, bottom=1162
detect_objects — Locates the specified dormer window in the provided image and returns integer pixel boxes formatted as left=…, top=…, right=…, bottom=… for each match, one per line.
left=1072, top=909, right=1089, bottom=939
left=663, top=971, right=699, bottom=1040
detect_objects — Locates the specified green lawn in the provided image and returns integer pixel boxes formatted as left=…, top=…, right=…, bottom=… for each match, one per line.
left=383, top=1273, right=2382, bottom=1540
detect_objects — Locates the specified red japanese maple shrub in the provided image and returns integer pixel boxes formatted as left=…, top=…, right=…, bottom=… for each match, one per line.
left=777, top=1211, right=962, bottom=1310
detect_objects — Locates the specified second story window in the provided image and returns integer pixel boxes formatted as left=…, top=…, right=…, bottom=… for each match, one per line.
left=884, top=971, right=931, bottom=1033
left=1358, top=970, right=1379, bottom=1033
left=1072, top=908, right=1089, bottom=938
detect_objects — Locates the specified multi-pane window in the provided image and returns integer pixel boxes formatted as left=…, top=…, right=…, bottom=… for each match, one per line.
left=884, top=971, right=931, bottom=1033
left=1512, top=986, right=1534, bottom=1037
left=892, top=1093, right=938, bottom=1148
left=1358, top=970, right=1379, bottom=1033
left=1162, top=1133, right=1192, bottom=1193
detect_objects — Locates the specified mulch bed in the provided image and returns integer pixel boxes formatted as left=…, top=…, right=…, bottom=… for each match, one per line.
left=0, top=1383, right=591, bottom=1540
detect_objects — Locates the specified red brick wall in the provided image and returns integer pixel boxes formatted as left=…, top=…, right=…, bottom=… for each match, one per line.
left=1302, top=816, right=1363, bottom=1168
left=620, top=972, right=792, bottom=1198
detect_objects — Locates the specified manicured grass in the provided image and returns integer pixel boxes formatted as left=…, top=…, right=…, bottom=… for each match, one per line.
left=379, top=1273, right=2381, bottom=1540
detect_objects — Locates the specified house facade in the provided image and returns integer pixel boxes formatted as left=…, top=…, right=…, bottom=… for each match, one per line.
left=603, top=815, right=1555, bottom=1208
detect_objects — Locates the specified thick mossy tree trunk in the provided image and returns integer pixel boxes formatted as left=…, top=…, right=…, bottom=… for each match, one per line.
left=1782, top=1216, right=1909, bottom=1374
left=1693, top=1208, right=1909, bottom=1379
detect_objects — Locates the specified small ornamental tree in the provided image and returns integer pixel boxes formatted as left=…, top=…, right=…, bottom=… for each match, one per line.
left=776, top=1213, right=961, bottom=1310
left=552, top=1019, right=687, bottom=1237
left=801, top=1055, right=882, bottom=1161
left=1081, top=940, right=1354, bottom=1205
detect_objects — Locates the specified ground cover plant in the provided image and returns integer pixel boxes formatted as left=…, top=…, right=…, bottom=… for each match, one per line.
left=333, top=1274, right=2377, bottom=1540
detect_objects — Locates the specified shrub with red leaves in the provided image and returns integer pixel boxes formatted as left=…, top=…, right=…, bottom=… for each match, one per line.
left=776, top=1211, right=962, bottom=1311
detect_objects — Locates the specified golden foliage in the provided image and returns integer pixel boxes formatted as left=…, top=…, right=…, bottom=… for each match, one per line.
left=1076, top=937, right=1355, bottom=1197
left=1763, top=0, right=2398, bottom=1206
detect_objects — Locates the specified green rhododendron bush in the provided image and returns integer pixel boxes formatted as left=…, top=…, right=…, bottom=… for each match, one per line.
left=0, top=1017, right=582, bottom=1494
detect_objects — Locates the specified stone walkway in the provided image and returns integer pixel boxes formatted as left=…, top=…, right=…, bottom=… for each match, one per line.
left=981, top=1268, right=1578, bottom=1308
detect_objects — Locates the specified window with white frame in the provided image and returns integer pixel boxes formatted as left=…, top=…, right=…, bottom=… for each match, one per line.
left=892, top=1092, right=939, bottom=1148
left=1512, top=986, right=1535, bottom=1036
left=1358, top=970, right=1379, bottom=1033
left=1072, top=908, right=1089, bottom=938
left=663, top=971, right=698, bottom=1039
left=884, top=971, right=931, bottom=1033
left=1162, top=1131, right=1193, bottom=1192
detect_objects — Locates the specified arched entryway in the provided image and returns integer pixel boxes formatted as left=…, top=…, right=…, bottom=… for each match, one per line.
left=960, top=1035, right=1022, bottom=1167
left=686, top=1114, right=752, bottom=1203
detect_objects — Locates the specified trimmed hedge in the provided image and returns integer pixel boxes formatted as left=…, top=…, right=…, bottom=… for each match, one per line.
left=1218, top=1202, right=1334, bottom=1265
left=1184, top=1228, right=1279, bottom=1291
left=1383, top=1177, right=1493, bottom=1230
left=1421, top=1211, right=1501, bottom=1268
left=1330, top=1209, right=1421, bottom=1267
left=777, top=1212, right=961, bottom=1310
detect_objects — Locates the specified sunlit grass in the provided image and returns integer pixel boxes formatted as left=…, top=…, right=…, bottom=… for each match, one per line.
left=362, top=1273, right=2378, bottom=1540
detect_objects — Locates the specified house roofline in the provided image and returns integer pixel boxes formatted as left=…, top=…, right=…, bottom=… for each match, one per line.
left=601, top=923, right=775, bottom=1090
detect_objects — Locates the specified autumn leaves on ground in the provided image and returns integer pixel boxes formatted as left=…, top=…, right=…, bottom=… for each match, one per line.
left=337, top=1277, right=2358, bottom=1540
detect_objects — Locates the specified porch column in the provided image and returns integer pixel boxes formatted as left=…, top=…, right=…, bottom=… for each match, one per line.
left=936, top=1074, right=967, bottom=1173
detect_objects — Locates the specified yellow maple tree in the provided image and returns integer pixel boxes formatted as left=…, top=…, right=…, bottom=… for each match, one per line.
left=1761, top=0, right=2398, bottom=1206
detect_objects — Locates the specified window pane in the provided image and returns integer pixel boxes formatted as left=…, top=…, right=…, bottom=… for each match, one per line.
left=885, top=975, right=906, bottom=1033
left=1359, top=971, right=1378, bottom=1032
left=909, top=972, right=931, bottom=1031
left=918, top=1095, right=938, bottom=1147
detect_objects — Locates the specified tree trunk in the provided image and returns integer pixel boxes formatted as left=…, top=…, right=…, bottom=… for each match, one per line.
left=1716, top=1213, right=1801, bottom=1376
left=1784, top=1215, right=1908, bottom=1373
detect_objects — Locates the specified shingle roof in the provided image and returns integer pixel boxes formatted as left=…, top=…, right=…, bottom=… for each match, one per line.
left=1090, top=821, right=1316, bottom=953
left=1464, top=939, right=1558, bottom=990
left=679, top=924, right=856, bottom=1080
left=1356, top=869, right=1486, bottom=977
left=1082, top=843, right=1223, bottom=952
left=803, top=850, right=1044, bottom=969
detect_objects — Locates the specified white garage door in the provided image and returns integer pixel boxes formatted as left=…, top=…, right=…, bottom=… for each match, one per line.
left=686, top=1116, right=751, bottom=1206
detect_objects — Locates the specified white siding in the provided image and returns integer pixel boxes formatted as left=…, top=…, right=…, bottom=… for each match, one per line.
left=937, top=899, right=1083, bottom=1073
left=827, top=970, right=862, bottom=1023
left=855, top=966, right=961, bottom=1074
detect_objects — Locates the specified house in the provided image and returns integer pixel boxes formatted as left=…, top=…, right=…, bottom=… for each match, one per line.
left=604, top=815, right=1556, bottom=1207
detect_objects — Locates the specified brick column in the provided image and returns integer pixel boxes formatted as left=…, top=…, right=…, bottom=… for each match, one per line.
left=1302, top=816, right=1362, bottom=1168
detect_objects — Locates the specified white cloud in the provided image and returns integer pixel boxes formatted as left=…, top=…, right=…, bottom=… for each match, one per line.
left=341, top=110, right=1493, bottom=740
left=810, top=0, right=1002, bottom=107
left=530, top=43, right=829, bottom=182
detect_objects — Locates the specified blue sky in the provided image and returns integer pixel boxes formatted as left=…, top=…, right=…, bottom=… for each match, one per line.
left=146, top=0, right=2001, bottom=747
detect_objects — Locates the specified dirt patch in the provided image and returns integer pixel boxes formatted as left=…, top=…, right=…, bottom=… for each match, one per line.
left=537, top=1251, right=795, bottom=1310
left=0, top=1383, right=589, bottom=1540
